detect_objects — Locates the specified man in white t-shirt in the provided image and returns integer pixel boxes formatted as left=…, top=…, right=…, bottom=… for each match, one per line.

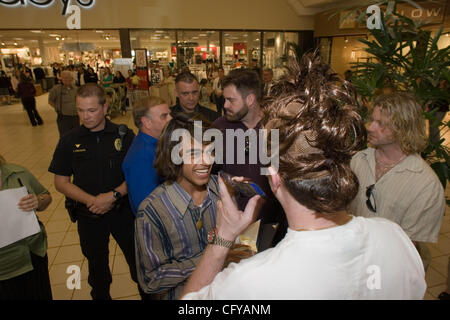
left=181, top=53, right=426, bottom=300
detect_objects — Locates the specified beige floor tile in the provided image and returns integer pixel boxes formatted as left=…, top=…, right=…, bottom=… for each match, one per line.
left=428, top=283, right=448, bottom=298
left=45, top=219, right=71, bottom=233
left=110, top=273, right=139, bottom=300
left=47, top=247, right=59, bottom=266
left=425, top=266, right=447, bottom=287
left=71, top=280, right=92, bottom=300
left=49, top=209, right=71, bottom=222
left=428, top=242, right=446, bottom=258
left=53, top=244, right=84, bottom=264
left=62, top=230, right=80, bottom=246
left=430, top=255, right=449, bottom=278
left=109, top=239, right=117, bottom=256
left=112, top=254, right=131, bottom=275
left=80, top=259, right=89, bottom=281
left=434, top=234, right=450, bottom=255
left=423, top=292, right=435, bottom=300
left=50, top=261, right=83, bottom=286
left=46, top=231, right=67, bottom=249
left=69, top=223, right=78, bottom=232
left=51, top=283, right=74, bottom=300
left=440, top=220, right=450, bottom=234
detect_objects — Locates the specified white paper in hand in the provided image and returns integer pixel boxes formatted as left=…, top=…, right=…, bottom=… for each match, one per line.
left=0, top=187, right=41, bottom=248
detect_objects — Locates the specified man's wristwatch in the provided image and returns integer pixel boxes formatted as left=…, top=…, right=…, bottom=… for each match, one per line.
left=207, top=228, right=233, bottom=248
left=112, top=190, right=122, bottom=200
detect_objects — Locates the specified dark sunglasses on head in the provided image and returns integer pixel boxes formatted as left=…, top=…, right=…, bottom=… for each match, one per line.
left=366, top=184, right=376, bottom=213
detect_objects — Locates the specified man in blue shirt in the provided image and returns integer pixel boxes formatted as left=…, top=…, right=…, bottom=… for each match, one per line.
left=123, top=96, right=172, bottom=215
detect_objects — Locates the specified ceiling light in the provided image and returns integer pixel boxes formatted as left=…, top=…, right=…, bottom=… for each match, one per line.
left=56, top=37, right=60, bottom=40
left=155, top=30, right=164, bottom=34
left=49, top=34, right=60, bottom=37
left=345, top=37, right=349, bottom=43
left=199, top=34, right=207, bottom=37
left=14, top=42, right=18, bottom=45
left=1, top=43, right=5, bottom=46
left=13, top=38, right=23, bottom=40
left=30, top=30, right=43, bottom=33
left=95, top=30, right=104, bottom=33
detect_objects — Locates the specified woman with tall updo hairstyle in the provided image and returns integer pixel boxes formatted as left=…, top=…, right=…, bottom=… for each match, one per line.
left=181, top=52, right=427, bottom=300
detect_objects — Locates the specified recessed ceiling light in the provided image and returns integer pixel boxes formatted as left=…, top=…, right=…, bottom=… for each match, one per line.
left=199, top=34, right=207, bottom=37
left=56, top=37, right=60, bottom=40
left=49, top=34, right=60, bottom=37
left=155, top=30, right=164, bottom=33
left=13, top=38, right=23, bottom=40
left=14, top=42, right=18, bottom=45
left=95, top=30, right=104, bottom=33
left=30, top=30, right=43, bottom=33
left=1, top=43, right=5, bottom=46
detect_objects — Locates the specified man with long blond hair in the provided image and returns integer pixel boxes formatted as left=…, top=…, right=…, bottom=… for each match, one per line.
left=349, top=92, right=445, bottom=271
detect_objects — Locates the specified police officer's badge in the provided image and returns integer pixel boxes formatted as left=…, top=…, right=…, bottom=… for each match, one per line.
left=114, top=138, right=122, bottom=151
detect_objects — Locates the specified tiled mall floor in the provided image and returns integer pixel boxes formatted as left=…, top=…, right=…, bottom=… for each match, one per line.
left=0, top=93, right=449, bottom=300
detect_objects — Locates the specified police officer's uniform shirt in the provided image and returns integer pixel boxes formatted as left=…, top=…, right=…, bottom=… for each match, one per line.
left=48, top=119, right=135, bottom=196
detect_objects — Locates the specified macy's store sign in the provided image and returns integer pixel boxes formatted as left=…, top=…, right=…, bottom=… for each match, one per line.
left=0, top=0, right=96, bottom=29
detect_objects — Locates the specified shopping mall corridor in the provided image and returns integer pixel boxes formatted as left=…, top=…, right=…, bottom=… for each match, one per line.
left=0, top=93, right=449, bottom=300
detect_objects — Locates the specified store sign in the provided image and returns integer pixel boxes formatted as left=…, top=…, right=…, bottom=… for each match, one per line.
left=0, top=0, right=96, bottom=29
left=0, top=0, right=95, bottom=15
left=340, top=1, right=445, bottom=30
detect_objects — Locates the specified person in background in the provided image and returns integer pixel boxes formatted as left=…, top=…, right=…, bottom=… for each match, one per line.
left=76, top=65, right=86, bottom=87
left=126, top=70, right=139, bottom=109
left=135, top=112, right=218, bottom=300
left=0, top=153, right=52, bottom=300
left=181, top=52, right=426, bottom=300
left=199, top=78, right=211, bottom=107
left=262, top=68, right=274, bottom=96
left=171, top=71, right=220, bottom=123
left=348, top=92, right=445, bottom=271
left=0, top=70, right=12, bottom=105
left=428, top=79, right=449, bottom=146
left=48, top=70, right=79, bottom=137
left=17, top=71, right=43, bottom=126
left=101, top=67, right=114, bottom=89
left=213, top=68, right=286, bottom=252
left=212, top=66, right=225, bottom=115
left=344, top=69, right=353, bottom=82
left=113, top=71, right=126, bottom=85
left=52, top=63, right=61, bottom=84
left=122, top=96, right=172, bottom=215
left=10, top=69, right=21, bottom=97
left=84, top=67, right=99, bottom=84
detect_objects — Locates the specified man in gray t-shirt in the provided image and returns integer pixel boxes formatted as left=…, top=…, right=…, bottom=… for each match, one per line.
left=48, top=70, right=79, bottom=137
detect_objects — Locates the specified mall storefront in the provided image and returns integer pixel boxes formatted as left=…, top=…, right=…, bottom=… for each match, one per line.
left=0, top=0, right=315, bottom=86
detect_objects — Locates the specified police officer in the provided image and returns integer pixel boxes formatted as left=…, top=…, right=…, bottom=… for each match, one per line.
left=48, top=83, right=137, bottom=300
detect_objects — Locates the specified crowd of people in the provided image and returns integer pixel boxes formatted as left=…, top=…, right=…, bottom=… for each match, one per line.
left=0, top=51, right=448, bottom=301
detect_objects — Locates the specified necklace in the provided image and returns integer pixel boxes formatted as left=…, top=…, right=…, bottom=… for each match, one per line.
left=294, top=215, right=353, bottom=232
left=375, top=151, right=406, bottom=180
